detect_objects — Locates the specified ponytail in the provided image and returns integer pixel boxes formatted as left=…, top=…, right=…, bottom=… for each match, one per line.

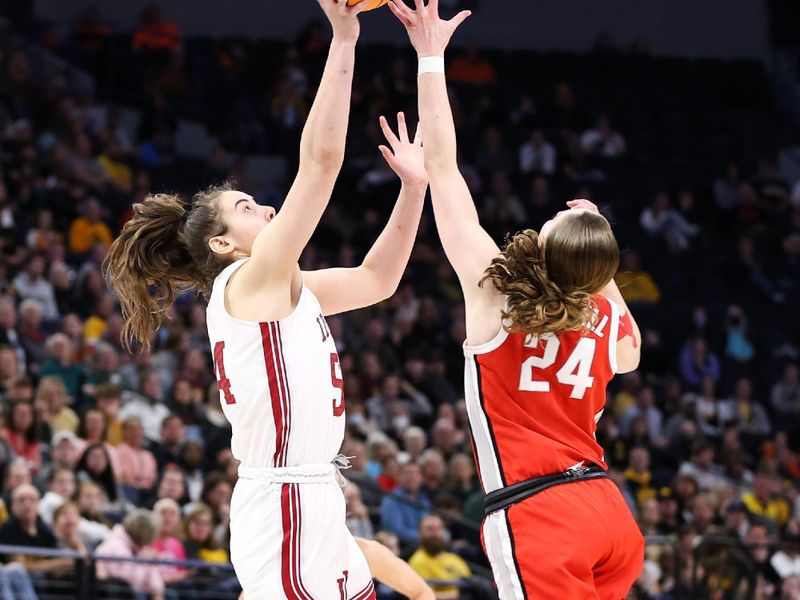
left=481, top=229, right=597, bottom=336
left=104, top=183, right=234, bottom=351
left=103, top=194, right=198, bottom=350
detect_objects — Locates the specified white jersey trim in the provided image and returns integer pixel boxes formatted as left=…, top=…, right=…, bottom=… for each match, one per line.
left=215, top=258, right=307, bottom=325
left=483, top=511, right=527, bottom=600
left=607, top=298, right=620, bottom=374
left=463, top=327, right=509, bottom=356
left=464, top=356, right=505, bottom=493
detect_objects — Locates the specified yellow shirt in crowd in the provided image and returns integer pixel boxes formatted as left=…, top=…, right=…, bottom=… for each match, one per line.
left=409, top=548, right=472, bottom=597
left=615, top=271, right=661, bottom=304
left=68, top=217, right=113, bottom=254
left=741, top=492, right=790, bottom=527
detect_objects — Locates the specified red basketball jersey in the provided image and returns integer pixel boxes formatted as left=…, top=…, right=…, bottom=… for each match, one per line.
left=464, top=295, right=621, bottom=493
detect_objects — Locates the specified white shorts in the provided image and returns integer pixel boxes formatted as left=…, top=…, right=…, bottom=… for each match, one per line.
left=230, top=464, right=375, bottom=600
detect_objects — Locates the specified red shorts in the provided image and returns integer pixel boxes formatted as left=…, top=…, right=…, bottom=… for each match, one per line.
left=482, top=477, right=643, bottom=600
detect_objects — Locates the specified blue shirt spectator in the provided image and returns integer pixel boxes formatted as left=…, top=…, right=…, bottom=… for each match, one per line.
left=380, top=462, right=431, bottom=545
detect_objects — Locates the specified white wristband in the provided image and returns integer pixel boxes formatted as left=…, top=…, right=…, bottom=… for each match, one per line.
left=418, top=56, right=445, bottom=76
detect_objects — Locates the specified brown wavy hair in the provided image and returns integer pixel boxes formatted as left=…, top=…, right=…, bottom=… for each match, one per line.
left=481, top=211, right=619, bottom=335
left=103, top=182, right=234, bottom=350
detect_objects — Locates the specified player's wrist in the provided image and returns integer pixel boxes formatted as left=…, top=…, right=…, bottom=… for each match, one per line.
left=418, top=55, right=445, bottom=76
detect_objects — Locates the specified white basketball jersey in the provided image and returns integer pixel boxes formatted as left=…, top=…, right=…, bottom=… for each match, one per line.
left=206, top=260, right=345, bottom=469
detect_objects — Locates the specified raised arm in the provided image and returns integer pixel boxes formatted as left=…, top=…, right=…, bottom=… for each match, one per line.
left=390, top=0, right=503, bottom=343
left=303, top=113, right=428, bottom=315
left=239, top=0, right=365, bottom=288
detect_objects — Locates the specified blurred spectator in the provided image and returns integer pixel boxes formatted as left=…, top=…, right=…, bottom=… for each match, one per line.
left=150, top=498, right=188, bottom=585
left=12, top=255, right=58, bottom=321
left=380, top=461, right=431, bottom=545
left=344, top=482, right=374, bottom=540
left=742, top=471, right=791, bottom=527
left=67, top=198, right=112, bottom=256
left=38, top=333, right=87, bottom=406
left=52, top=501, right=88, bottom=556
left=446, top=453, right=479, bottom=507
left=519, top=129, right=556, bottom=176
left=419, top=449, right=446, bottom=503
left=723, top=305, right=755, bottom=365
left=772, top=364, right=800, bottom=432
left=0, top=484, right=67, bottom=575
left=151, top=414, right=185, bottom=474
left=614, top=252, right=661, bottom=305
left=182, top=503, right=228, bottom=564
left=75, top=443, right=123, bottom=514
left=724, top=377, right=771, bottom=443
left=680, top=341, right=721, bottom=389
left=95, top=383, right=124, bottom=446
left=76, top=481, right=113, bottom=530
left=156, top=465, right=190, bottom=506
left=408, top=514, right=472, bottom=598
left=115, top=417, right=158, bottom=505
left=745, top=521, right=782, bottom=591
left=132, top=4, right=182, bottom=52
left=624, top=447, right=657, bottom=508
left=95, top=508, right=166, bottom=599
left=640, top=192, right=699, bottom=253
left=714, top=162, right=743, bottom=210
left=34, top=376, right=78, bottom=435
left=120, top=368, right=169, bottom=442
left=448, top=43, right=497, bottom=87
left=679, top=441, right=728, bottom=493
left=4, top=401, right=43, bottom=475
left=580, top=115, right=626, bottom=158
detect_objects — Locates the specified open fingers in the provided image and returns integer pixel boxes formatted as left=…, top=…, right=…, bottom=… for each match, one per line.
left=379, top=116, right=401, bottom=148
left=413, top=122, right=423, bottom=146
left=396, top=112, right=409, bottom=144
left=389, top=0, right=417, bottom=25
left=447, top=9, right=471, bottom=30
left=378, top=145, right=398, bottom=169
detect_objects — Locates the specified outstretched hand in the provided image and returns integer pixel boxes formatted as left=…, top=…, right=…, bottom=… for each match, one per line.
left=316, top=0, right=367, bottom=42
left=566, top=199, right=601, bottom=214
left=388, top=0, right=471, bottom=57
left=379, top=112, right=428, bottom=187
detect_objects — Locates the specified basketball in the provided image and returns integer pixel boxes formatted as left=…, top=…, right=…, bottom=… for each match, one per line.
left=346, top=0, right=389, bottom=11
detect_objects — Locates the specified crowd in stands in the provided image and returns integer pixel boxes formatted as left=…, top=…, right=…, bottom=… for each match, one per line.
left=0, top=2, right=798, bottom=598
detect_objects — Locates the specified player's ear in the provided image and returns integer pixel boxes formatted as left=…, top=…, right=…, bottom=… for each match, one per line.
left=209, top=235, right=235, bottom=257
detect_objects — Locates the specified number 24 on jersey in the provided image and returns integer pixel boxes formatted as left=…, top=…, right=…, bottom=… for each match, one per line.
left=518, top=333, right=596, bottom=400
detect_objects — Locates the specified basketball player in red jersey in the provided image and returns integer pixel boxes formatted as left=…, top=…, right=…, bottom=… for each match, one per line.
left=390, top=1, right=644, bottom=598
left=104, top=2, right=435, bottom=598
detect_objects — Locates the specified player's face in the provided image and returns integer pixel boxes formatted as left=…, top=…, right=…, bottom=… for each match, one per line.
left=213, top=191, right=276, bottom=259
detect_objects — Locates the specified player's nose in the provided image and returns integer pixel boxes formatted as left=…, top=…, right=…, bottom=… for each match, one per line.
left=264, top=206, right=276, bottom=221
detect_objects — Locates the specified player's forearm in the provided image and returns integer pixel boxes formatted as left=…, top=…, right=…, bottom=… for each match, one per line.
left=356, top=539, right=434, bottom=600
left=361, top=182, right=427, bottom=296
left=418, top=72, right=458, bottom=173
left=300, top=38, right=357, bottom=170
left=418, top=72, right=481, bottom=229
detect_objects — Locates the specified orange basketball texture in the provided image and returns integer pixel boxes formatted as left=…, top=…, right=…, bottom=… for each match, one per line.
left=346, top=0, right=389, bottom=11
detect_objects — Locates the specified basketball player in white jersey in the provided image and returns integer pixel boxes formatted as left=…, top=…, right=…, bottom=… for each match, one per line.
left=104, top=1, right=432, bottom=597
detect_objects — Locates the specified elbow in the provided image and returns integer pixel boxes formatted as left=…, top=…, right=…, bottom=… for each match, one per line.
left=372, top=282, right=398, bottom=306
left=303, top=146, right=344, bottom=173
left=423, top=152, right=456, bottom=175
left=617, top=351, right=641, bottom=374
